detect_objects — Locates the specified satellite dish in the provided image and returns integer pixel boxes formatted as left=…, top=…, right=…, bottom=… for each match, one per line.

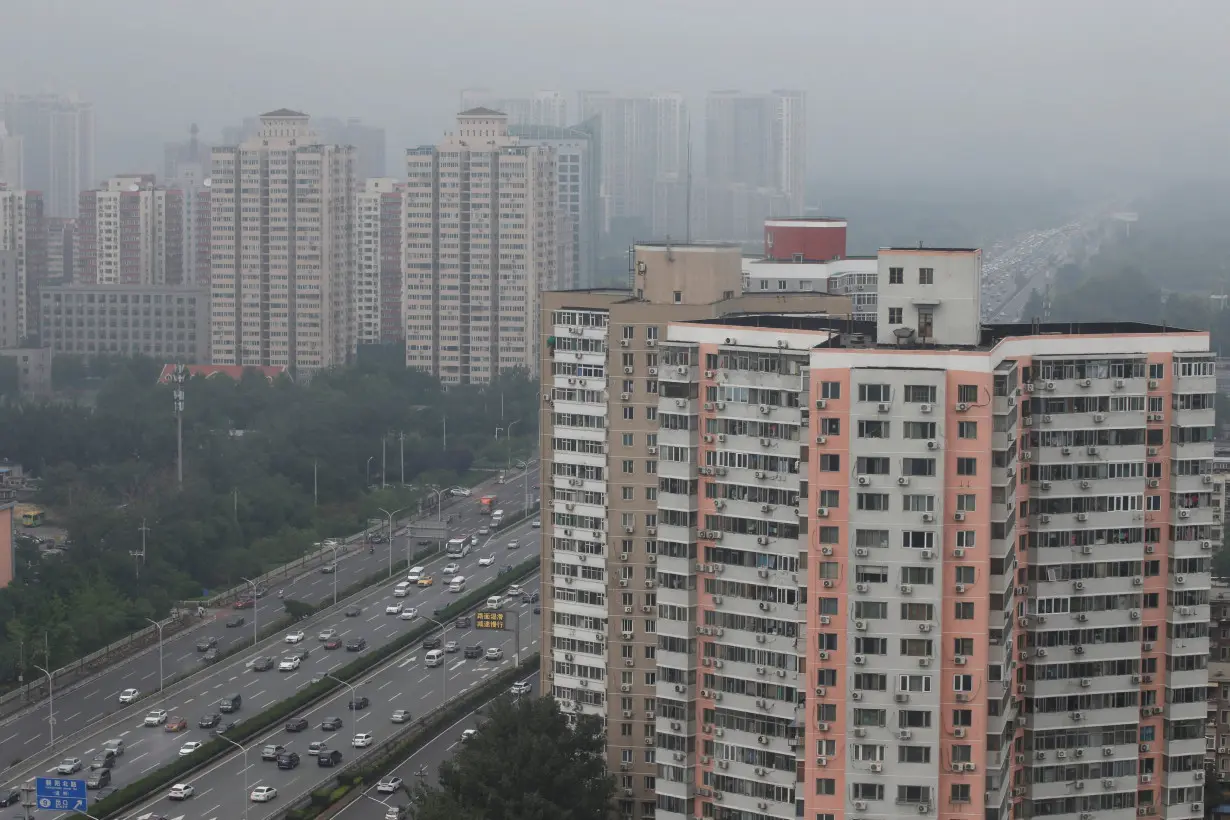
left=128, top=184, right=140, bottom=192
left=203, top=178, right=212, bottom=187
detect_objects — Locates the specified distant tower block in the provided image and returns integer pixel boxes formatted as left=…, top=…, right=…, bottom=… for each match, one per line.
left=1112, top=211, right=1139, bottom=238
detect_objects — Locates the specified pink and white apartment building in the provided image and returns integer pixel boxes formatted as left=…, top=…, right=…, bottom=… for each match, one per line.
left=649, top=249, right=1214, bottom=820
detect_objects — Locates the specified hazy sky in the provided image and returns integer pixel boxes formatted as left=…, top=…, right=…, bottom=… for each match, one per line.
left=3, top=0, right=1228, bottom=189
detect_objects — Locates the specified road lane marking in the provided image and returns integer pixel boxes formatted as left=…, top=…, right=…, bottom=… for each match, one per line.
left=119, top=729, right=131, bottom=737
left=378, top=680, right=392, bottom=690
left=390, top=691, right=403, bottom=701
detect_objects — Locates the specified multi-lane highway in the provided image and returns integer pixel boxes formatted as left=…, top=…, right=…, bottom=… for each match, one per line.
left=0, top=468, right=538, bottom=808
left=117, top=576, right=542, bottom=820
left=333, top=670, right=540, bottom=820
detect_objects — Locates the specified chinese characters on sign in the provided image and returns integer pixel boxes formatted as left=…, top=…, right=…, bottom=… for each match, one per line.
left=475, top=611, right=506, bottom=630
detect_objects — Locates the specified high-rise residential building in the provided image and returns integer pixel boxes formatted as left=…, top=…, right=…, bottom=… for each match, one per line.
left=577, top=92, right=687, bottom=233
left=2, top=93, right=94, bottom=218
left=221, top=115, right=386, bottom=180
left=164, top=125, right=212, bottom=286
left=538, top=243, right=852, bottom=816
left=355, top=178, right=406, bottom=347
left=0, top=188, right=47, bottom=342
left=0, top=122, right=22, bottom=189
left=404, top=108, right=558, bottom=383
left=0, top=250, right=18, bottom=347
left=77, top=175, right=183, bottom=286
left=460, top=89, right=570, bottom=127
left=210, top=109, right=357, bottom=372
left=703, top=90, right=806, bottom=238
left=542, top=243, right=1214, bottom=820
left=510, top=120, right=601, bottom=289
left=44, top=217, right=75, bottom=285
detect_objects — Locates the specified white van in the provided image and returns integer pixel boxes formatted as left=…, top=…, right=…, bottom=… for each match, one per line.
left=393, top=581, right=411, bottom=597
left=407, top=566, right=426, bottom=583
left=424, top=649, right=445, bottom=667
left=485, top=595, right=503, bottom=610
left=449, top=576, right=466, bottom=593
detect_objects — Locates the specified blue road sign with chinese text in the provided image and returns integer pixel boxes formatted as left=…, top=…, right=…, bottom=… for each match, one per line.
left=35, top=777, right=87, bottom=812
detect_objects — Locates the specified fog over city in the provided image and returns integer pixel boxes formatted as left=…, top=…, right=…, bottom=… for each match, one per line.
left=4, top=0, right=1228, bottom=189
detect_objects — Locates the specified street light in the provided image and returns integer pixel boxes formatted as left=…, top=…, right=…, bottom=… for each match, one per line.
left=514, top=459, right=530, bottom=515
left=241, top=577, right=259, bottom=647
left=325, top=672, right=360, bottom=712
left=366, top=456, right=374, bottom=488
left=217, top=734, right=251, bottom=820
left=506, top=420, right=520, bottom=471
left=427, top=486, right=447, bottom=521
left=144, top=618, right=165, bottom=697
left=378, top=507, right=405, bottom=578
left=33, top=664, right=53, bottom=749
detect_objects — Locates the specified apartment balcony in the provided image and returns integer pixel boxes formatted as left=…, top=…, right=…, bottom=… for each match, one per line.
left=1174, top=473, right=1217, bottom=495
left=1025, top=808, right=1136, bottom=820
left=1170, top=667, right=1209, bottom=691
left=1165, top=700, right=1209, bottom=723
left=706, top=399, right=801, bottom=425
left=709, top=784, right=794, bottom=819
left=1165, top=737, right=1208, bottom=760
left=1027, top=771, right=1130, bottom=801
left=1024, top=672, right=1141, bottom=698
left=1173, top=407, right=1216, bottom=428
left=1026, top=704, right=1140, bottom=731
left=1173, top=506, right=1218, bottom=528
left=1168, top=571, right=1212, bottom=593
left=658, top=427, right=694, bottom=448
left=658, top=363, right=698, bottom=384
left=1163, top=768, right=1207, bottom=791
left=551, top=669, right=606, bottom=696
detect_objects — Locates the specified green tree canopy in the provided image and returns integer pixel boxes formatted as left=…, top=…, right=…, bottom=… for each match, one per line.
left=412, top=696, right=614, bottom=820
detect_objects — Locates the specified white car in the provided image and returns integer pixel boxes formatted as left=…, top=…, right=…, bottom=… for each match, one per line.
left=398, top=607, right=418, bottom=620
left=386, top=603, right=403, bottom=615
left=478, top=526, right=490, bottom=535
left=144, top=709, right=168, bottom=726
left=450, top=487, right=471, bottom=497
left=118, top=687, right=140, bottom=704
left=285, top=631, right=305, bottom=644
left=510, top=680, right=532, bottom=695
left=352, top=731, right=374, bottom=748
left=250, top=785, right=278, bottom=803
left=279, top=657, right=301, bottom=672
left=318, top=628, right=338, bottom=641
left=443, top=562, right=460, bottom=575
left=461, top=728, right=478, bottom=742
left=376, top=776, right=404, bottom=794
left=179, top=741, right=203, bottom=756
left=478, top=554, right=496, bottom=566
left=531, top=520, right=541, bottom=528
left=168, top=783, right=195, bottom=800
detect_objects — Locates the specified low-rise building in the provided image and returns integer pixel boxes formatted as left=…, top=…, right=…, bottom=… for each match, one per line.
left=39, top=283, right=208, bottom=361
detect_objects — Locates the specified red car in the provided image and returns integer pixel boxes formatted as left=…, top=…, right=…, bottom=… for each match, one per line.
left=165, top=717, right=188, bottom=733
left=324, top=639, right=343, bottom=650
left=233, top=598, right=255, bottom=610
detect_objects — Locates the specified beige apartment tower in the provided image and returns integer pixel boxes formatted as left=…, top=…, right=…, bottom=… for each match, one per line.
left=404, top=108, right=558, bottom=384
left=209, top=109, right=356, bottom=372
left=538, top=243, right=851, bottom=819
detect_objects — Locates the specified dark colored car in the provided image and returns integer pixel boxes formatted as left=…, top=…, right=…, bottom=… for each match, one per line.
left=90, top=752, right=115, bottom=770
left=225, top=616, right=246, bottom=628
left=498, top=565, right=514, bottom=575
left=348, top=696, right=370, bottom=711
left=324, top=638, right=342, bottom=650
left=233, top=598, right=255, bottom=609
left=201, top=648, right=219, bottom=663
left=261, top=744, right=285, bottom=761
left=344, top=606, right=363, bottom=617
left=521, top=591, right=539, bottom=603
left=286, top=646, right=311, bottom=661
left=254, top=585, right=269, bottom=598
left=454, top=615, right=470, bottom=629
left=464, top=644, right=483, bottom=659
left=219, top=693, right=242, bottom=713
left=320, top=563, right=336, bottom=574
left=321, top=716, right=343, bottom=731
left=345, top=637, right=367, bottom=652
left=422, top=636, right=442, bottom=650
left=0, top=789, right=19, bottom=807
left=416, top=539, right=432, bottom=546
left=196, top=637, right=217, bottom=652
left=370, top=533, right=387, bottom=544
left=533, top=605, right=541, bottom=614
left=199, top=713, right=222, bottom=729
left=285, top=716, right=310, bottom=733
left=86, top=769, right=110, bottom=790
left=276, top=751, right=300, bottom=770
left=317, top=749, right=344, bottom=767
left=252, top=656, right=274, bottom=672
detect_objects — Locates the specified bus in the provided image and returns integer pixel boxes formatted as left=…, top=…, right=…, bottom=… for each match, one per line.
left=479, top=496, right=496, bottom=515
left=19, top=505, right=44, bottom=527
left=446, top=537, right=470, bottom=558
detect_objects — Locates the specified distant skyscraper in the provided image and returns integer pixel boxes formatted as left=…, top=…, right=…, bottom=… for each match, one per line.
left=577, top=91, right=687, bottom=233
left=210, top=110, right=357, bottom=372
left=77, top=175, right=184, bottom=286
left=0, top=188, right=47, bottom=341
left=44, top=217, right=75, bottom=285
left=165, top=125, right=212, bottom=286
left=403, top=108, right=558, bottom=383
left=703, top=89, right=806, bottom=237
left=221, top=115, right=386, bottom=180
left=510, top=120, right=601, bottom=289
left=459, top=89, right=569, bottom=127
left=2, top=93, right=94, bottom=218
left=0, top=122, right=22, bottom=189
left=164, top=123, right=213, bottom=181
left=354, top=178, right=406, bottom=347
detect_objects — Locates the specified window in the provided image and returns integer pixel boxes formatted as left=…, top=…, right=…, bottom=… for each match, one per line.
left=821, top=417, right=841, bottom=435
left=821, top=381, right=841, bottom=399
left=672, top=291, right=681, bottom=304
left=953, top=674, right=974, bottom=691
left=858, top=420, right=889, bottom=439
left=951, top=784, right=971, bottom=803
left=818, top=490, right=841, bottom=507
left=858, top=384, right=891, bottom=402
left=904, top=385, right=936, bottom=403
left=902, top=494, right=934, bottom=512
left=623, top=406, right=634, bottom=420
left=954, top=602, right=975, bottom=620
left=958, top=421, right=977, bottom=439
left=899, top=675, right=931, bottom=692
left=903, top=421, right=936, bottom=440
left=956, top=458, right=977, bottom=476
left=919, top=268, right=934, bottom=285
left=956, top=494, right=976, bottom=512
left=956, top=530, right=975, bottom=548
left=902, top=531, right=934, bottom=549
left=855, top=529, right=890, bottom=549
left=857, top=493, right=890, bottom=511
left=622, top=460, right=634, bottom=474
left=899, top=746, right=931, bottom=764
left=888, top=267, right=904, bottom=285
left=820, top=453, right=841, bottom=472
left=856, top=457, right=891, bottom=475
left=957, top=384, right=979, bottom=404
left=815, top=779, right=836, bottom=796
left=902, top=458, right=935, bottom=477
left=888, top=307, right=903, bottom=324
left=1149, top=363, right=1164, bottom=379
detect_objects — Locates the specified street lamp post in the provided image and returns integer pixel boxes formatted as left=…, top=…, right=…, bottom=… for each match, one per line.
left=366, top=456, right=374, bottom=488
left=144, top=618, right=165, bottom=697
left=217, top=735, right=251, bottom=820
left=324, top=544, right=340, bottom=607
left=427, top=486, right=446, bottom=521
left=506, top=420, right=520, bottom=471
left=325, top=672, right=360, bottom=711
left=378, top=507, right=405, bottom=578
left=241, top=577, right=259, bottom=647
left=33, top=664, right=53, bottom=749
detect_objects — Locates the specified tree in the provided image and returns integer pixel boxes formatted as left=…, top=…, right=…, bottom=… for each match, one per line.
left=412, top=696, right=614, bottom=820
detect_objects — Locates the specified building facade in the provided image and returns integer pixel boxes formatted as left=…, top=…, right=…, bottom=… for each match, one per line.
left=39, top=283, right=209, bottom=361
left=0, top=188, right=46, bottom=342
left=77, top=175, right=184, bottom=286
left=0, top=122, right=22, bottom=189
left=544, top=244, right=1214, bottom=820
left=404, top=108, right=558, bottom=383
left=539, top=242, right=852, bottom=819
left=210, top=109, right=356, bottom=372
left=2, top=93, right=94, bottom=218
left=460, top=89, right=570, bottom=128
left=355, top=178, right=405, bottom=346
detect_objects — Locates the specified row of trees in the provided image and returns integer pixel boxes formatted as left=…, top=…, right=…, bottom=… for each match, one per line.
left=0, top=355, right=539, bottom=684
